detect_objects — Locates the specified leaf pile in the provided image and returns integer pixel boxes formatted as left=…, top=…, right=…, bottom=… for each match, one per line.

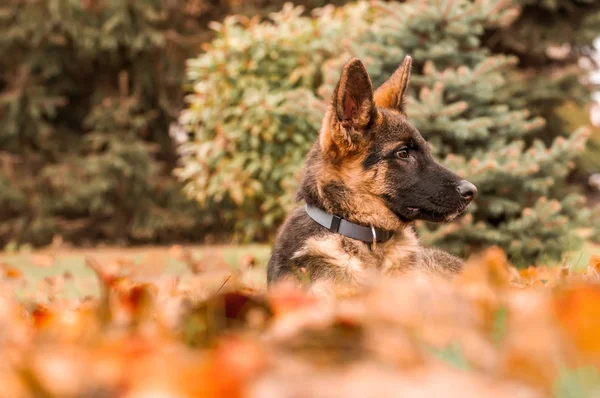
left=2, top=247, right=600, bottom=397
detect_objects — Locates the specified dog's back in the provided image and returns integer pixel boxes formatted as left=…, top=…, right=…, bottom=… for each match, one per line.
left=267, top=206, right=322, bottom=283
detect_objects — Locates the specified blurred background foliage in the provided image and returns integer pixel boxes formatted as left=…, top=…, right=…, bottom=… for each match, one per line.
left=176, top=0, right=600, bottom=265
left=0, top=0, right=337, bottom=247
left=1, top=0, right=600, bottom=266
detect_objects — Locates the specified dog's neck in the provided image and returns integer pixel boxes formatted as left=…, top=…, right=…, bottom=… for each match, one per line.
left=296, top=143, right=406, bottom=232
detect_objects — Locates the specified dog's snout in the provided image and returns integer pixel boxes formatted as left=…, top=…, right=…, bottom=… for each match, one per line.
left=457, top=180, right=477, bottom=200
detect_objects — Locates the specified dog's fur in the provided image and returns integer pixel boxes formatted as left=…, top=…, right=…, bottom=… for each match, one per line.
left=267, top=56, right=477, bottom=295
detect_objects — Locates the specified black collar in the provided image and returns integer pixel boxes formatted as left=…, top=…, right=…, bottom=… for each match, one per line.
left=305, top=204, right=395, bottom=244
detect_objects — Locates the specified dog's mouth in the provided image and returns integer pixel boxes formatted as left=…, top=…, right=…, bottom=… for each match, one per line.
left=395, top=204, right=467, bottom=223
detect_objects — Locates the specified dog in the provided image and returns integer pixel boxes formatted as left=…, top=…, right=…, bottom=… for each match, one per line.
left=266, top=55, right=477, bottom=296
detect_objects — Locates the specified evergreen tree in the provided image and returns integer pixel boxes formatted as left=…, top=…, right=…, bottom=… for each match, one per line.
left=484, top=0, right=600, bottom=192
left=0, top=0, right=214, bottom=246
left=364, top=0, right=599, bottom=264
left=483, top=0, right=600, bottom=142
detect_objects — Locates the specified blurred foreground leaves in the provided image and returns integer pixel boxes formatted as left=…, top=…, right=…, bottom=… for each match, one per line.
left=3, top=248, right=600, bottom=396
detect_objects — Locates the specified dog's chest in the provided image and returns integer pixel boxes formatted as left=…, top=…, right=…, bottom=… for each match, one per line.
left=356, top=228, right=419, bottom=274
left=296, top=227, right=420, bottom=283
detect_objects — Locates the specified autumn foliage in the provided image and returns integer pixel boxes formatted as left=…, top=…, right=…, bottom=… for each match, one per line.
left=2, top=249, right=600, bottom=397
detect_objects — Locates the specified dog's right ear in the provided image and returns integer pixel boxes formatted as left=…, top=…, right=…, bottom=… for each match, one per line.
left=374, top=55, right=412, bottom=114
left=320, top=58, right=376, bottom=159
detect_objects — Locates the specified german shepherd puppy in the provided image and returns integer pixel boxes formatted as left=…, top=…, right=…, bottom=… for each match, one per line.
left=267, top=56, right=477, bottom=295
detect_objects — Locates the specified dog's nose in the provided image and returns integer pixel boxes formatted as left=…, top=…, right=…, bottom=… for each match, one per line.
left=457, top=180, right=477, bottom=200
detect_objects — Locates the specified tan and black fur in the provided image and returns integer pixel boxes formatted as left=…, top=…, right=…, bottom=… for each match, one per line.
left=267, top=56, right=477, bottom=295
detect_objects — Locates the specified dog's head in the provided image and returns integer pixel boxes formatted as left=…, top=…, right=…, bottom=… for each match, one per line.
left=304, top=56, right=476, bottom=228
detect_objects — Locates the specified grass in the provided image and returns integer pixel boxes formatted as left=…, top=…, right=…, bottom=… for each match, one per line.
left=2, top=239, right=599, bottom=300
left=0, top=244, right=271, bottom=300
left=563, top=240, right=600, bottom=272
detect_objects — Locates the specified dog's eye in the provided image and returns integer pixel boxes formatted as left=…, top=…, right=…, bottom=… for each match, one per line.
left=395, top=148, right=410, bottom=159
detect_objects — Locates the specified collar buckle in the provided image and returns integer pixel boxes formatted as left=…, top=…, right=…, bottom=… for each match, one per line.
left=329, top=215, right=342, bottom=232
left=371, top=225, right=377, bottom=250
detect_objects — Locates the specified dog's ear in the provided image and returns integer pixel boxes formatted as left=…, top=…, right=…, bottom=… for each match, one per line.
left=321, top=58, right=376, bottom=159
left=374, top=55, right=412, bottom=113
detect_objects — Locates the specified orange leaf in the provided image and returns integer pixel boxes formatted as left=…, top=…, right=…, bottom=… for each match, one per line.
left=267, top=280, right=318, bottom=316
left=31, top=304, right=54, bottom=329
left=457, top=246, right=512, bottom=288
left=239, top=254, right=256, bottom=271
left=590, top=255, right=600, bottom=272
left=118, top=283, right=158, bottom=321
left=553, top=284, right=600, bottom=354
left=206, top=336, right=267, bottom=396
left=1, top=263, right=22, bottom=279
left=31, top=254, right=54, bottom=268
left=168, top=244, right=184, bottom=259
left=519, top=266, right=537, bottom=281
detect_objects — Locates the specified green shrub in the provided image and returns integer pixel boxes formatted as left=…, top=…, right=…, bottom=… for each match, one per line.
left=177, top=3, right=376, bottom=240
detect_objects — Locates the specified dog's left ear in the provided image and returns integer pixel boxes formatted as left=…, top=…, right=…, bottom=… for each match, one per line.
left=374, top=55, right=412, bottom=113
left=321, top=58, right=376, bottom=159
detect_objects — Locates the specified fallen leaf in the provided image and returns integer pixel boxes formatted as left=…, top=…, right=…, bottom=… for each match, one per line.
left=30, top=254, right=55, bottom=268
